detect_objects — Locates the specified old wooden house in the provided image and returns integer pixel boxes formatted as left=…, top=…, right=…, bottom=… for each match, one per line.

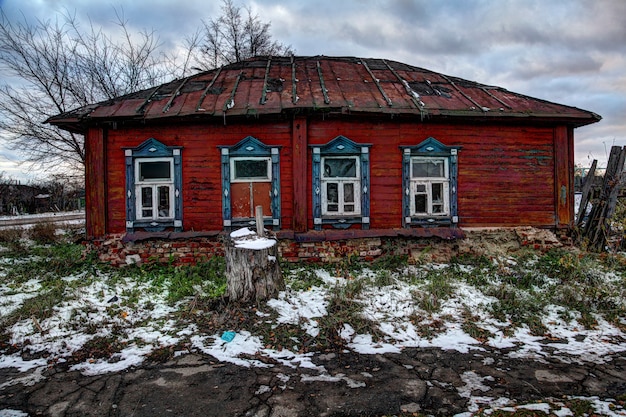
left=47, top=56, right=600, bottom=264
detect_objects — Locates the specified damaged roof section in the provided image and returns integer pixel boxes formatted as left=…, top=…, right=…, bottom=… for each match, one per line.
left=47, top=55, right=601, bottom=133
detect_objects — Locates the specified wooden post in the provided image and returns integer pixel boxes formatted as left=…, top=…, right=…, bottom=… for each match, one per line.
left=255, top=205, right=264, bottom=237
left=576, top=159, right=597, bottom=226
left=292, top=116, right=308, bottom=232
left=581, top=146, right=626, bottom=251
left=85, top=127, right=107, bottom=238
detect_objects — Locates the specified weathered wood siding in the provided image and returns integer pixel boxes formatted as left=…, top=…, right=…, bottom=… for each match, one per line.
left=104, top=120, right=293, bottom=234
left=306, top=119, right=559, bottom=229
left=96, top=117, right=569, bottom=236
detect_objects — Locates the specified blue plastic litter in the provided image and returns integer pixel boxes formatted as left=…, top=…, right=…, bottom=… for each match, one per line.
left=221, top=331, right=236, bottom=342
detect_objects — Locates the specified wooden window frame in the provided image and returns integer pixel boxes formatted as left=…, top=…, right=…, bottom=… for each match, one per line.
left=219, top=136, right=281, bottom=230
left=321, top=156, right=361, bottom=216
left=401, top=137, right=460, bottom=228
left=124, top=138, right=183, bottom=233
left=311, top=135, right=371, bottom=230
left=410, top=157, right=450, bottom=217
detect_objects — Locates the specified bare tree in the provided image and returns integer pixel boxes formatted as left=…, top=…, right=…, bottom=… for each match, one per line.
left=194, top=0, right=293, bottom=70
left=0, top=9, right=169, bottom=174
left=0, top=3, right=293, bottom=174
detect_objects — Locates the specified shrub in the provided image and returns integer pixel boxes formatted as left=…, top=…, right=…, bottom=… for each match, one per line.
left=29, top=222, right=59, bottom=244
left=0, top=227, right=24, bottom=251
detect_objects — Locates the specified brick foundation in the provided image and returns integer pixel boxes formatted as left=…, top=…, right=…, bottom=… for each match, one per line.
left=85, top=227, right=569, bottom=267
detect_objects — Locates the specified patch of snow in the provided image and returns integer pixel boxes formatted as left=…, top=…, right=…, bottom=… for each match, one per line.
left=0, top=279, right=41, bottom=316
left=0, top=410, right=30, bottom=417
left=230, top=227, right=256, bottom=238
left=267, top=287, right=327, bottom=334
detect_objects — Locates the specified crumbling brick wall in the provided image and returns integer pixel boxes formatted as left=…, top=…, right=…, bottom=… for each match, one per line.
left=86, top=227, right=567, bottom=267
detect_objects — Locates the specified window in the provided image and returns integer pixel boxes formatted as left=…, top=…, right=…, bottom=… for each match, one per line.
left=401, top=137, right=460, bottom=227
left=219, top=136, right=281, bottom=229
left=124, top=138, right=183, bottom=233
left=135, top=158, right=174, bottom=220
left=311, top=136, right=371, bottom=230
left=321, top=157, right=360, bottom=215
left=410, top=157, right=449, bottom=216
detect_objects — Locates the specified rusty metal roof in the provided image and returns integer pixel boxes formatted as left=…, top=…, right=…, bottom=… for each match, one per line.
left=47, top=56, right=601, bottom=133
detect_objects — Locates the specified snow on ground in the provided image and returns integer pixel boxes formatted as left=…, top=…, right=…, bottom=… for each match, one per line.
left=1, top=250, right=625, bottom=415
left=0, top=211, right=84, bottom=222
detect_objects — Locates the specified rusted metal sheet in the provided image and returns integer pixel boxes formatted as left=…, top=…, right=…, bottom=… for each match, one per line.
left=47, top=56, right=600, bottom=133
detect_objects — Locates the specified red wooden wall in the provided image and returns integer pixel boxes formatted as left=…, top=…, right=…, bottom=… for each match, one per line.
left=103, top=120, right=293, bottom=234
left=305, top=119, right=559, bottom=229
left=88, top=116, right=572, bottom=237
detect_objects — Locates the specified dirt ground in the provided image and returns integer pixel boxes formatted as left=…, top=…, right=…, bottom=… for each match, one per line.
left=1, top=346, right=625, bottom=417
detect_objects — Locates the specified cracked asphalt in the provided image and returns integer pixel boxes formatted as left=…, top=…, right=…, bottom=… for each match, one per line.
left=1, top=347, right=625, bottom=416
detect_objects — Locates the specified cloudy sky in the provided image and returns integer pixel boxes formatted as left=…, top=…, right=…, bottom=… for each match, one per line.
left=0, top=0, right=625, bottom=181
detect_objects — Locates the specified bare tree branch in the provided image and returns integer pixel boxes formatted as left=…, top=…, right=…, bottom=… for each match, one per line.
left=194, top=0, right=293, bottom=70
left=0, top=8, right=170, bottom=175
left=0, top=2, right=293, bottom=177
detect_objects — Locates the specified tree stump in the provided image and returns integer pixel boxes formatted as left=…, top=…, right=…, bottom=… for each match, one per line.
left=225, top=228, right=284, bottom=303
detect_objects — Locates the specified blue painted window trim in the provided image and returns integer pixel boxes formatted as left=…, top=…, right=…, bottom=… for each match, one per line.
left=400, top=137, right=461, bottom=228
left=218, top=136, right=282, bottom=230
left=124, top=138, right=183, bottom=233
left=310, top=135, right=371, bottom=230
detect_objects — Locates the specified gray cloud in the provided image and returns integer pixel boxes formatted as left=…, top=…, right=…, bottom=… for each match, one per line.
left=0, top=0, right=624, bottom=177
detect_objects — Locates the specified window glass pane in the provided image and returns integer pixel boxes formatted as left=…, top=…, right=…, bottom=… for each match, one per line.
left=414, top=195, right=426, bottom=213
left=326, top=183, right=338, bottom=203
left=432, top=183, right=443, bottom=203
left=412, top=161, right=429, bottom=178
left=344, top=205, right=355, bottom=212
left=139, top=161, right=171, bottom=181
left=324, top=158, right=356, bottom=178
left=412, top=159, right=445, bottom=178
left=432, top=183, right=443, bottom=213
left=158, top=186, right=170, bottom=218
left=343, top=183, right=354, bottom=203
left=326, top=183, right=338, bottom=212
left=141, top=187, right=153, bottom=217
left=234, top=159, right=268, bottom=179
left=430, top=160, right=444, bottom=177
left=415, top=183, right=426, bottom=193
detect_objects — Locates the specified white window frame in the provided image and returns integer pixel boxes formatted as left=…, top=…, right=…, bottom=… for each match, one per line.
left=230, top=157, right=272, bottom=183
left=135, top=157, right=174, bottom=221
left=410, top=157, right=450, bottom=217
left=321, top=156, right=361, bottom=216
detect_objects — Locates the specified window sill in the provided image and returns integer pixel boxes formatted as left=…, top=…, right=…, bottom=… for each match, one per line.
left=406, top=216, right=454, bottom=227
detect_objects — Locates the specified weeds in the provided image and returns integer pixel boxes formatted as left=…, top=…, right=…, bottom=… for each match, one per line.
left=371, top=254, right=408, bottom=271
left=28, top=222, right=59, bottom=244
left=119, top=256, right=226, bottom=303
left=1, top=280, right=68, bottom=330
left=461, top=308, right=494, bottom=342
left=371, top=269, right=395, bottom=287
left=69, top=335, right=127, bottom=364
left=412, top=267, right=456, bottom=313
left=0, top=227, right=25, bottom=251
left=3, top=243, right=96, bottom=283
left=285, top=266, right=325, bottom=291
left=315, top=278, right=381, bottom=349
